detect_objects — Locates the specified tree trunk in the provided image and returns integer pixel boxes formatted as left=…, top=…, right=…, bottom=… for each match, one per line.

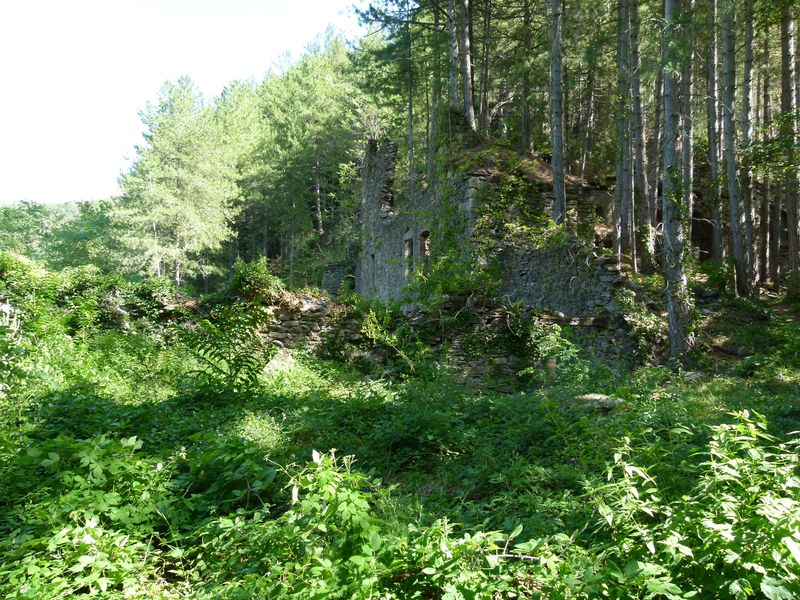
left=771, top=185, right=783, bottom=286
left=428, top=5, right=442, bottom=183
left=614, top=0, right=632, bottom=258
left=741, top=0, right=756, bottom=285
left=447, top=0, right=460, bottom=109
left=407, top=1, right=415, bottom=201
left=580, top=68, right=595, bottom=179
left=314, top=159, right=324, bottom=235
left=706, top=0, right=723, bottom=262
left=662, top=0, right=692, bottom=359
left=647, top=66, right=663, bottom=238
left=722, top=1, right=753, bottom=297
left=760, top=34, right=771, bottom=284
left=680, top=0, right=695, bottom=244
left=478, top=0, right=491, bottom=131
left=459, top=0, right=477, bottom=130
left=550, top=0, right=567, bottom=224
left=152, top=222, right=161, bottom=277
left=631, top=0, right=653, bottom=272
left=781, top=9, right=799, bottom=273
left=521, top=0, right=533, bottom=153
left=550, top=0, right=567, bottom=223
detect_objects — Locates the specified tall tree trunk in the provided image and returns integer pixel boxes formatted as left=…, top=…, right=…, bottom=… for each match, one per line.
left=521, top=0, right=533, bottom=153
left=782, top=9, right=799, bottom=273
left=550, top=0, right=567, bottom=223
left=580, top=68, right=595, bottom=179
left=647, top=66, right=663, bottom=237
left=428, top=5, right=442, bottom=184
left=706, top=0, right=723, bottom=262
left=478, top=0, right=491, bottom=130
left=631, top=0, right=653, bottom=271
left=447, top=0, right=460, bottom=109
left=614, top=0, right=633, bottom=258
left=680, top=0, right=695, bottom=245
left=759, top=35, right=771, bottom=284
left=662, top=0, right=692, bottom=359
left=741, top=0, right=756, bottom=286
left=722, top=0, right=753, bottom=297
left=152, top=222, right=161, bottom=277
left=314, top=159, right=324, bottom=235
left=407, top=1, right=415, bottom=201
left=771, top=185, right=783, bottom=286
left=459, top=0, right=477, bottom=130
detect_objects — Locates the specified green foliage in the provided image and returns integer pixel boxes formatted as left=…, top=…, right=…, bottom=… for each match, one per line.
left=361, top=306, right=428, bottom=375
left=117, top=76, right=239, bottom=285
left=403, top=248, right=501, bottom=317
left=0, top=435, right=178, bottom=598
left=748, top=110, right=800, bottom=182
left=0, top=306, right=23, bottom=402
left=698, top=259, right=735, bottom=295
left=786, top=271, right=800, bottom=303
left=228, top=257, right=285, bottom=305
left=2, top=255, right=800, bottom=598
left=193, top=450, right=500, bottom=599
left=589, top=412, right=800, bottom=599
left=616, top=287, right=669, bottom=361
left=177, top=306, right=270, bottom=399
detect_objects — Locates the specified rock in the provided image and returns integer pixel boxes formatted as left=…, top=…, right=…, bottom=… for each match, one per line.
left=576, top=393, right=624, bottom=411
left=692, top=286, right=720, bottom=301
left=264, top=350, right=296, bottom=375
left=683, top=371, right=705, bottom=383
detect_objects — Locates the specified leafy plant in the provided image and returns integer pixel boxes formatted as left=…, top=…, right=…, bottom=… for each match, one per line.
left=177, top=306, right=269, bottom=399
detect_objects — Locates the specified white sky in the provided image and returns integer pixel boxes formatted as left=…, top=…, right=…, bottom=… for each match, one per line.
left=0, top=0, right=365, bottom=205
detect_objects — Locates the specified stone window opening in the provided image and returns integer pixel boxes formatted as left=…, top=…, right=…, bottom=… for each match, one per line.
left=419, top=230, right=431, bottom=263
left=403, top=229, right=414, bottom=279
left=381, top=179, right=395, bottom=214
left=370, top=253, right=376, bottom=294
left=380, top=144, right=397, bottom=215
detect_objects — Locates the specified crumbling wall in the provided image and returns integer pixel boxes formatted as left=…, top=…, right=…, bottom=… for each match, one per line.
left=497, top=243, right=630, bottom=318
left=356, top=140, right=439, bottom=302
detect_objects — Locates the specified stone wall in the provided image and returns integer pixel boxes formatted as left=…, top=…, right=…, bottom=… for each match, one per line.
left=259, top=293, right=364, bottom=351
left=356, top=140, right=439, bottom=302
left=257, top=280, right=649, bottom=389
left=496, top=242, right=630, bottom=318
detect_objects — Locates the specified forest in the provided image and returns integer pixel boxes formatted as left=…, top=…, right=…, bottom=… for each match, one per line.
left=1, top=0, right=800, bottom=597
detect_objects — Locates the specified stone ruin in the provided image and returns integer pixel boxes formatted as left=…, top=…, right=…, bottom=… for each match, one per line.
left=350, top=139, right=658, bottom=364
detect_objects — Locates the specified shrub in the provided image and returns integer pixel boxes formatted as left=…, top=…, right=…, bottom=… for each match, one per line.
left=229, top=258, right=285, bottom=305
left=0, top=435, right=180, bottom=598
left=587, top=412, right=800, bottom=599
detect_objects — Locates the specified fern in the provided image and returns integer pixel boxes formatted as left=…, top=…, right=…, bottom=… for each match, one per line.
left=178, top=306, right=267, bottom=398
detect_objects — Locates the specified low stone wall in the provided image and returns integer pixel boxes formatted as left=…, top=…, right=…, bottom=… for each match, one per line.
left=256, top=276, right=654, bottom=389
left=260, top=293, right=364, bottom=351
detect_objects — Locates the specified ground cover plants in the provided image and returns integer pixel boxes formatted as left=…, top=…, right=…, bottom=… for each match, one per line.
left=2, top=252, right=800, bottom=598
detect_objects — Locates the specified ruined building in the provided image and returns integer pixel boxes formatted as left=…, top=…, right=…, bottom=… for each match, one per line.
left=356, top=140, right=619, bottom=309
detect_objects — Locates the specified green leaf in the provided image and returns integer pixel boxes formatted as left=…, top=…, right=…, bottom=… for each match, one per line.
left=782, top=536, right=800, bottom=565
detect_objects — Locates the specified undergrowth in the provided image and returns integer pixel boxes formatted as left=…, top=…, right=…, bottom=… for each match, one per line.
left=2, top=252, right=800, bottom=598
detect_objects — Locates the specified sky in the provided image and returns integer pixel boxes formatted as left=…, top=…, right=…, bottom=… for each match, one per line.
left=0, top=0, right=365, bottom=206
